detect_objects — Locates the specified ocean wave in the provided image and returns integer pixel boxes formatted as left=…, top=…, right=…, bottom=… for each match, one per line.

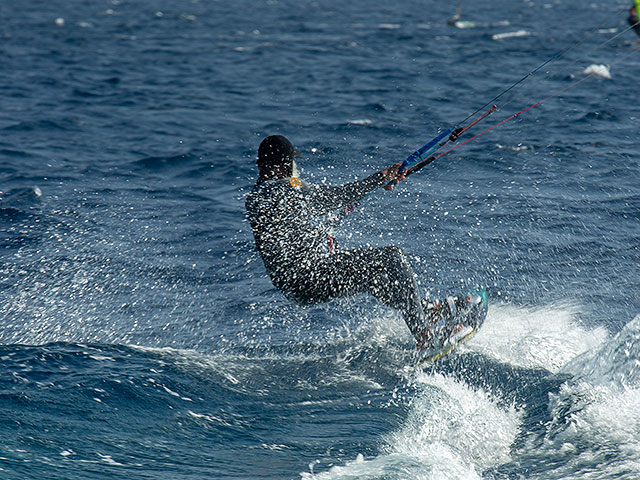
left=519, top=314, right=640, bottom=479
left=468, top=302, right=607, bottom=373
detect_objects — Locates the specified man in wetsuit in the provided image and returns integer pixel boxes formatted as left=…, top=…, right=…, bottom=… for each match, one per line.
left=245, top=135, right=433, bottom=349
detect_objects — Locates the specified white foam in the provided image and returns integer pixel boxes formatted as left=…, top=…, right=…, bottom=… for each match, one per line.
left=97, top=453, right=125, bottom=466
left=454, top=21, right=477, bottom=29
left=561, top=314, right=640, bottom=387
left=389, top=372, right=521, bottom=471
left=468, top=302, right=607, bottom=373
left=301, top=453, right=427, bottom=480
left=131, top=335, right=386, bottom=394
left=340, top=308, right=406, bottom=344
left=519, top=315, right=640, bottom=479
left=496, top=143, right=529, bottom=151
left=301, top=372, right=521, bottom=479
left=583, top=64, right=611, bottom=79
left=545, top=382, right=640, bottom=478
left=347, top=119, right=372, bottom=126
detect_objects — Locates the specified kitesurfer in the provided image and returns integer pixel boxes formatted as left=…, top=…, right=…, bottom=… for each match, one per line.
left=245, top=135, right=437, bottom=350
left=629, top=2, right=640, bottom=39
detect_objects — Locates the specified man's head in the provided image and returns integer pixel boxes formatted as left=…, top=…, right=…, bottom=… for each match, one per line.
left=257, top=135, right=301, bottom=179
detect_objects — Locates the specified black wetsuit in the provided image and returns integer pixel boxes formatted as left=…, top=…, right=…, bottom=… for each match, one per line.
left=245, top=173, right=426, bottom=341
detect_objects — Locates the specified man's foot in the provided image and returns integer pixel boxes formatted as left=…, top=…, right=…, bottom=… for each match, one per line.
left=423, top=293, right=481, bottom=319
left=416, top=293, right=481, bottom=351
left=421, top=296, right=461, bottom=323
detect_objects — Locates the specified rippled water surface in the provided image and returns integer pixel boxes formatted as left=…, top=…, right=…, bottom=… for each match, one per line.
left=1, top=0, right=639, bottom=479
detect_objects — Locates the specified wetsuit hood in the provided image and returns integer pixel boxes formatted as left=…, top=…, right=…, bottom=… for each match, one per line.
left=257, top=135, right=301, bottom=171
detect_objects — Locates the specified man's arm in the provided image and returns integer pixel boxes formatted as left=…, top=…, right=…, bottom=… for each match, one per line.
left=301, top=163, right=405, bottom=215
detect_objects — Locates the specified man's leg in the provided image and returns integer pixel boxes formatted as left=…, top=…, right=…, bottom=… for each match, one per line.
left=281, top=246, right=427, bottom=343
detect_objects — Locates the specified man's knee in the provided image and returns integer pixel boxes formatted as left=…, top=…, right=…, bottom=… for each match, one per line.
left=381, top=244, right=403, bottom=256
left=380, top=245, right=408, bottom=264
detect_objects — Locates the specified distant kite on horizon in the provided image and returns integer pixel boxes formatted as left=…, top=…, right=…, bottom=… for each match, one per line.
left=628, top=0, right=640, bottom=38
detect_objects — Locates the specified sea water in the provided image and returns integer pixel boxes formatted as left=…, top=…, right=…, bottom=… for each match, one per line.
left=0, top=0, right=638, bottom=478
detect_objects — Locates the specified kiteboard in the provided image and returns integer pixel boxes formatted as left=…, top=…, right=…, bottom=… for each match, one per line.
left=417, top=288, right=488, bottom=365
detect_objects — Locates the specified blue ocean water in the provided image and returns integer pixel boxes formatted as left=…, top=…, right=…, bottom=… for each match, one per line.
left=1, top=0, right=639, bottom=478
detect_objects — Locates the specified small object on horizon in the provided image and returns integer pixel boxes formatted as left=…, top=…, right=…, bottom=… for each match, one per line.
left=628, top=2, right=640, bottom=39
left=492, top=30, right=531, bottom=41
left=347, top=119, right=372, bottom=126
left=445, top=2, right=476, bottom=27
left=451, top=20, right=477, bottom=29
left=447, top=3, right=462, bottom=26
